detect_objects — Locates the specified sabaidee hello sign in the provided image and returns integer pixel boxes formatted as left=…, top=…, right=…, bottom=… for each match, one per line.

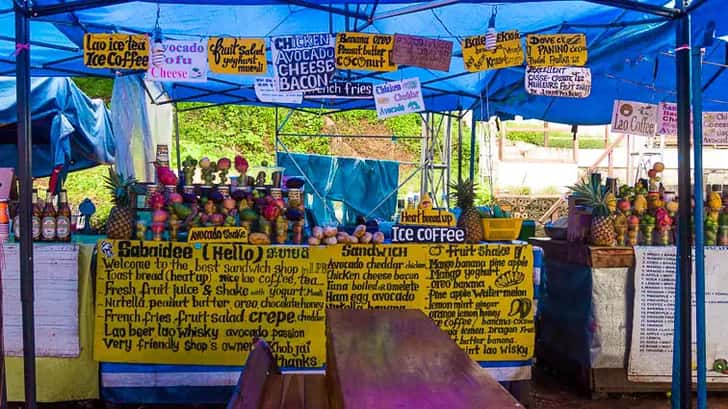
left=84, top=34, right=150, bottom=70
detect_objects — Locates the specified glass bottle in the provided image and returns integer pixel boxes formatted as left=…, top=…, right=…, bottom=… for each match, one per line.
left=56, top=190, right=72, bottom=242
left=41, top=190, right=57, bottom=242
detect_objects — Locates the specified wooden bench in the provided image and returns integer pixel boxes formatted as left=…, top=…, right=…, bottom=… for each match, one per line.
left=227, top=339, right=329, bottom=409
left=326, top=309, right=523, bottom=409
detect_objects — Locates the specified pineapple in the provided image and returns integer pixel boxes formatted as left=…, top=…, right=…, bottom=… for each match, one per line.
left=103, top=166, right=136, bottom=239
left=450, top=179, right=484, bottom=244
left=568, top=177, right=616, bottom=247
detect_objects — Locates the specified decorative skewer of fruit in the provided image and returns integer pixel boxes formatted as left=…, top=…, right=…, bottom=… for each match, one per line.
left=182, top=156, right=197, bottom=185
left=628, top=215, right=640, bottom=246
left=217, top=157, right=231, bottom=185
left=640, top=214, right=655, bottom=246
left=286, top=208, right=305, bottom=244
left=199, top=157, right=216, bottom=186
left=235, top=155, right=249, bottom=186
left=614, top=214, right=628, bottom=246
left=705, top=217, right=718, bottom=246
left=719, top=212, right=728, bottom=246
left=655, top=207, right=673, bottom=246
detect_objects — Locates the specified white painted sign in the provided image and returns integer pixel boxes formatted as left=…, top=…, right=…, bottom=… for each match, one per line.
left=610, top=100, right=658, bottom=137
left=524, top=66, right=591, bottom=98
left=629, top=247, right=728, bottom=383
left=271, top=33, right=336, bottom=92
left=2, top=244, right=79, bottom=357
left=146, top=39, right=207, bottom=83
left=703, top=112, right=728, bottom=145
left=657, top=102, right=677, bottom=136
left=373, top=78, right=425, bottom=119
left=254, top=77, right=303, bottom=104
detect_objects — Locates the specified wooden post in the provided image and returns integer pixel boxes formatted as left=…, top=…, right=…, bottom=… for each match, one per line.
left=543, top=122, right=549, bottom=147
left=498, top=120, right=505, bottom=161
left=606, top=126, right=614, bottom=177
left=572, top=129, right=579, bottom=163
left=625, top=134, right=631, bottom=184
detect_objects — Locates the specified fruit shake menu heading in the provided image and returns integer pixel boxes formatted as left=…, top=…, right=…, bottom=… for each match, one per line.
left=95, top=240, right=534, bottom=366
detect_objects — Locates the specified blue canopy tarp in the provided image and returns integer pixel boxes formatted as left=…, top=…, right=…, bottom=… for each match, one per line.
left=0, top=77, right=115, bottom=176
left=0, top=1, right=725, bottom=124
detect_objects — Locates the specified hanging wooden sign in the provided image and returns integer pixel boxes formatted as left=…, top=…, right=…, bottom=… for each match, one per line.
left=272, top=33, right=336, bottom=92
left=335, top=32, right=396, bottom=72
left=146, top=39, right=207, bottom=82
left=207, top=37, right=266, bottom=75
left=304, top=81, right=373, bottom=99
left=254, top=77, right=303, bottom=104
left=703, top=112, right=728, bottom=145
left=524, top=66, right=591, bottom=98
left=83, top=34, right=149, bottom=70
left=462, top=30, right=523, bottom=72
left=610, top=100, right=657, bottom=137
left=392, top=34, right=453, bottom=72
left=373, top=78, right=425, bottom=119
left=526, top=33, right=587, bottom=67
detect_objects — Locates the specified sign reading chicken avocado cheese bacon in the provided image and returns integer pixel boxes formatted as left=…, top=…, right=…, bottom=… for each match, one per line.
left=95, top=240, right=534, bottom=366
left=272, top=33, right=336, bottom=92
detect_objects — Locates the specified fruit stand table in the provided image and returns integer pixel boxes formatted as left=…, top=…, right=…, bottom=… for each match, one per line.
left=531, top=238, right=728, bottom=396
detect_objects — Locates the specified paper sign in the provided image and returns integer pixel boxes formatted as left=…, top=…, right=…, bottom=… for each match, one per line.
left=207, top=37, right=266, bottom=75
left=399, top=208, right=456, bottom=227
left=254, top=77, right=303, bottom=104
left=187, top=226, right=248, bottom=243
left=524, top=66, right=591, bottom=98
left=610, top=100, right=657, bottom=137
left=272, top=33, right=335, bottom=92
left=335, top=32, right=396, bottom=72
left=462, top=30, right=524, bottom=72
left=84, top=33, right=149, bottom=70
left=392, top=34, right=453, bottom=72
left=94, top=240, right=534, bottom=365
left=304, top=81, right=373, bottom=99
left=526, top=33, right=587, bottom=67
left=703, top=112, right=728, bottom=145
left=146, top=39, right=207, bottom=82
left=373, top=78, right=425, bottom=119
left=390, top=225, right=465, bottom=243
left=657, top=102, right=677, bottom=136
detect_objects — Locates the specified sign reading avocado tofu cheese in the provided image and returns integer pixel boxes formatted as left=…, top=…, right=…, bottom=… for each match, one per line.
left=526, top=33, right=587, bottom=67
left=84, top=34, right=149, bottom=70
left=462, top=30, right=523, bottom=72
left=95, top=240, right=534, bottom=366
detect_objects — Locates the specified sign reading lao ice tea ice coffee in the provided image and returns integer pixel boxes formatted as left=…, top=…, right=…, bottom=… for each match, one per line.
left=84, top=34, right=149, bottom=70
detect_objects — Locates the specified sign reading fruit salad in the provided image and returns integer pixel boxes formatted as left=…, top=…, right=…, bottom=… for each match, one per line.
left=95, top=240, right=533, bottom=366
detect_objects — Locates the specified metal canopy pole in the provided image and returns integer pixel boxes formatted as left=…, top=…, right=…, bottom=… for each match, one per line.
left=673, top=2, right=692, bottom=408
left=457, top=111, right=463, bottom=183
left=469, top=113, right=476, bottom=182
left=173, top=103, right=182, bottom=180
left=14, top=2, right=37, bottom=409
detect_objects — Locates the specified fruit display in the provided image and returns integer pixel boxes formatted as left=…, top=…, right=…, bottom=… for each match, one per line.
left=568, top=174, right=616, bottom=247
left=104, top=166, right=138, bottom=239
left=450, top=179, right=483, bottom=244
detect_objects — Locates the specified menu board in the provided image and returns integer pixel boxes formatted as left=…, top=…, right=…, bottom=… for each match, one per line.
left=147, top=39, right=207, bottom=82
left=392, top=34, right=453, bottom=72
left=462, top=30, right=524, bottom=72
left=373, top=78, right=425, bottom=119
left=525, top=66, right=591, bottom=98
left=272, top=33, right=336, bottom=92
left=610, top=100, right=658, bottom=137
left=95, top=241, right=534, bottom=366
left=84, top=34, right=149, bottom=70
left=526, top=33, right=587, bottom=67
left=703, top=112, right=728, bottom=145
left=207, top=37, right=266, bottom=75
left=335, top=32, right=396, bottom=72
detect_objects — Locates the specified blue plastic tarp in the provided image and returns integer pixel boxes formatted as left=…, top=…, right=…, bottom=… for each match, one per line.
left=1, top=0, right=726, bottom=124
left=276, top=152, right=399, bottom=225
left=0, top=77, right=115, bottom=176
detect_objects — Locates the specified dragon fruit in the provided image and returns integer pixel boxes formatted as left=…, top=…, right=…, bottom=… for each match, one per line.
left=235, top=155, right=249, bottom=174
left=157, top=166, right=178, bottom=186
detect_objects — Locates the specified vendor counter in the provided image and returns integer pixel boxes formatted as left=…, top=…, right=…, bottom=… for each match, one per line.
left=532, top=238, right=728, bottom=396
left=4, top=238, right=541, bottom=404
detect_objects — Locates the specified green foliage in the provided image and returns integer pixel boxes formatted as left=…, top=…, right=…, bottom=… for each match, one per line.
left=507, top=130, right=606, bottom=149
left=72, top=77, right=114, bottom=103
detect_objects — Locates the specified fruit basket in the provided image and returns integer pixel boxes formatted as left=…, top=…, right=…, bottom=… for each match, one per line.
left=482, top=218, right=523, bottom=241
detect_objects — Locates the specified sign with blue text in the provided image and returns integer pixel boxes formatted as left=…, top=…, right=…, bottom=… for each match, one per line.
left=373, top=78, right=425, bottom=119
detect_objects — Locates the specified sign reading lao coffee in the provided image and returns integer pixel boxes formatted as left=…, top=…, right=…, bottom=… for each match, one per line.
left=373, top=78, right=425, bottom=119
left=84, top=34, right=149, bottom=70
left=391, top=225, right=465, bottom=243
left=272, top=33, right=336, bottom=92
left=254, top=77, right=303, bottom=104
left=147, top=39, right=207, bottom=82
left=526, top=33, right=587, bottom=67
left=462, top=30, right=523, bottom=72
left=610, top=100, right=657, bottom=137
left=525, top=66, right=591, bottom=98
left=187, top=226, right=249, bottom=243
left=392, top=34, right=453, bottom=72
left=335, top=32, right=396, bottom=72
left=207, top=37, right=266, bottom=75
left=304, top=81, right=373, bottom=99
left=703, top=112, right=728, bottom=145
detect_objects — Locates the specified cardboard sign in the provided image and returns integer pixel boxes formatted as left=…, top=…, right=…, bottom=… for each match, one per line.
left=335, top=32, right=396, bottom=72
left=373, top=78, right=425, bottom=119
left=272, top=33, right=336, bottom=92
left=462, top=30, right=524, bottom=72
left=399, top=208, right=456, bottom=227
left=610, top=100, right=657, bottom=137
left=146, top=39, right=207, bottom=82
left=526, top=33, right=587, bottom=67
left=304, top=81, right=373, bottom=99
left=391, top=225, right=465, bottom=243
left=657, top=102, right=677, bottom=136
left=207, top=37, right=266, bottom=75
left=84, top=34, right=149, bottom=70
left=703, top=112, right=728, bottom=145
left=187, top=226, right=249, bottom=243
left=254, top=77, right=303, bottom=104
left=392, top=34, right=453, bottom=72
left=524, top=66, right=591, bottom=98
left=94, top=240, right=534, bottom=365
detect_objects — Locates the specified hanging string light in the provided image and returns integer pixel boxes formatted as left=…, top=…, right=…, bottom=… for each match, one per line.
left=485, top=6, right=497, bottom=51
